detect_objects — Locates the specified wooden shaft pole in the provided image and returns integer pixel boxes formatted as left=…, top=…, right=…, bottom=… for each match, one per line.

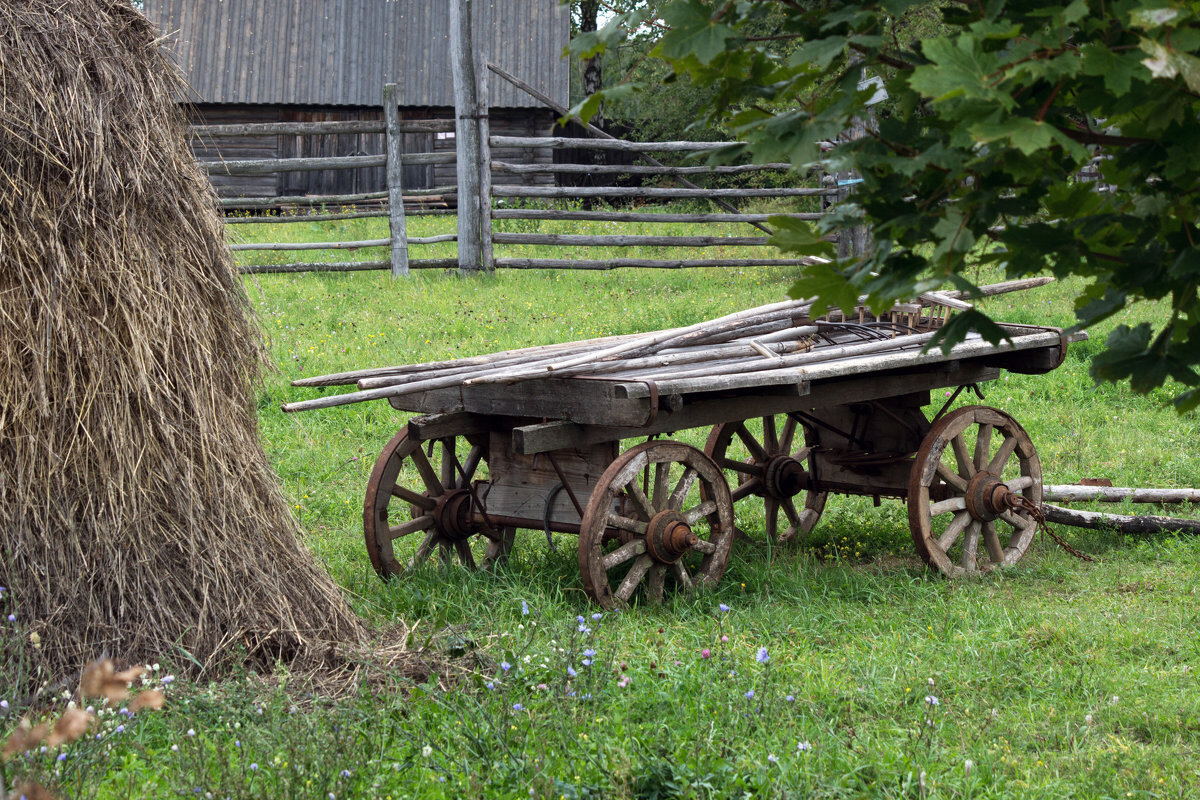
left=1043, top=504, right=1200, bottom=534
left=1043, top=486, right=1200, bottom=504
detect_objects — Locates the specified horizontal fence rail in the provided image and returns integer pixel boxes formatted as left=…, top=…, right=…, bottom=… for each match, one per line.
left=492, top=161, right=795, bottom=176
left=203, top=151, right=453, bottom=176
left=190, top=119, right=454, bottom=137
left=194, top=73, right=836, bottom=275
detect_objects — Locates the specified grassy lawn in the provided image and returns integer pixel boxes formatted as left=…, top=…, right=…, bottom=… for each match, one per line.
left=6, top=214, right=1200, bottom=798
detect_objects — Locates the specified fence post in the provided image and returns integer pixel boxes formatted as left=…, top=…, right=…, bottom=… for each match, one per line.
left=383, top=83, right=410, bottom=277
left=478, top=56, right=493, bottom=272
left=450, top=0, right=483, bottom=274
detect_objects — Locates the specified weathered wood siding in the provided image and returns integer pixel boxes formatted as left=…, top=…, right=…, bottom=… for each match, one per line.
left=143, top=0, right=569, bottom=110
left=188, top=105, right=557, bottom=201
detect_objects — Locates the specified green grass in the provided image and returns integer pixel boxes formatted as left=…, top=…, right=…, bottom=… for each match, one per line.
left=6, top=215, right=1200, bottom=798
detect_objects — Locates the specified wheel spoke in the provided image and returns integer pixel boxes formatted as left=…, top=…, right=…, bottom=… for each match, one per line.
left=441, top=440, right=458, bottom=488
left=762, top=416, right=779, bottom=453
left=987, top=435, right=1019, bottom=475
left=667, top=467, right=699, bottom=511
left=391, top=484, right=436, bottom=510
left=681, top=499, right=717, bottom=525
left=624, top=479, right=656, bottom=521
left=673, top=560, right=695, bottom=589
left=615, top=554, right=653, bottom=602
left=781, top=497, right=802, bottom=528
left=936, top=511, right=972, bottom=552
left=646, top=565, right=666, bottom=605
left=999, top=509, right=1035, bottom=532
left=719, top=456, right=763, bottom=477
left=960, top=520, right=981, bottom=570
left=389, top=515, right=434, bottom=540
left=929, top=496, right=967, bottom=517
left=610, top=514, right=649, bottom=535
left=935, top=462, right=968, bottom=492
left=455, top=539, right=477, bottom=570
left=982, top=521, right=1005, bottom=564
left=602, top=539, right=647, bottom=571
left=690, top=539, right=717, bottom=555
left=799, top=507, right=821, bottom=534
left=1004, top=475, right=1035, bottom=492
left=764, top=497, right=779, bottom=540
left=733, top=422, right=770, bottom=463
left=438, top=541, right=454, bottom=566
left=461, top=445, right=484, bottom=485
left=408, top=530, right=438, bottom=569
left=409, top=446, right=444, bottom=496
left=780, top=416, right=797, bottom=453
left=652, top=462, right=670, bottom=511
left=730, top=477, right=764, bottom=502
left=950, top=434, right=975, bottom=479
left=973, top=423, right=993, bottom=472
left=790, top=444, right=814, bottom=462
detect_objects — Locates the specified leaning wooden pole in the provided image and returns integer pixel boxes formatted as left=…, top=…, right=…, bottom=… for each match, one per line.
left=450, top=0, right=483, bottom=274
left=485, top=62, right=772, bottom=236
left=383, top=83, right=410, bottom=277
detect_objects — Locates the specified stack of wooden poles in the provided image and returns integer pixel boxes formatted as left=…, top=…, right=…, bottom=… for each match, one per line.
left=282, top=277, right=1053, bottom=414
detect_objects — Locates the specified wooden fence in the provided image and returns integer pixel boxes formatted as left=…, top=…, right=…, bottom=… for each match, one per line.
left=202, top=1, right=841, bottom=277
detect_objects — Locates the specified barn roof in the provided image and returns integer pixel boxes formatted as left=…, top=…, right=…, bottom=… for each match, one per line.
left=142, top=0, right=569, bottom=109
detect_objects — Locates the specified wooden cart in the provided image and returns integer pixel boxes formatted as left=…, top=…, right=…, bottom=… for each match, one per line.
left=287, top=292, right=1084, bottom=608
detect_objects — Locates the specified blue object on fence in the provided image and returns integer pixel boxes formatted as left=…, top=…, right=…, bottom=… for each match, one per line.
left=837, top=178, right=864, bottom=187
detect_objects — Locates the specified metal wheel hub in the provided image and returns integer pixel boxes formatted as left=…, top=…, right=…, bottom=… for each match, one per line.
left=644, top=510, right=699, bottom=564
left=964, top=471, right=1012, bottom=522
left=764, top=455, right=808, bottom=499
left=433, top=489, right=476, bottom=542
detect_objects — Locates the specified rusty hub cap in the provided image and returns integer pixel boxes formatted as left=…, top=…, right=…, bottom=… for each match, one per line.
left=644, top=510, right=699, bottom=564
left=764, top=455, right=808, bottom=499
left=432, top=489, right=476, bottom=542
left=964, top=471, right=1013, bottom=522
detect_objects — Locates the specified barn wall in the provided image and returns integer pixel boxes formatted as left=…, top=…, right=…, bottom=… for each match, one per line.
left=187, top=106, right=281, bottom=199
left=188, top=105, right=558, bottom=202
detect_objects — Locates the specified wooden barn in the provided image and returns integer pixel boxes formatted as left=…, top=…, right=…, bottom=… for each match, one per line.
left=142, top=0, right=569, bottom=200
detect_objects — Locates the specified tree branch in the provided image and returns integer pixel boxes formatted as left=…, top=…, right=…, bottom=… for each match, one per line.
left=1056, top=126, right=1154, bottom=147
left=848, top=41, right=914, bottom=71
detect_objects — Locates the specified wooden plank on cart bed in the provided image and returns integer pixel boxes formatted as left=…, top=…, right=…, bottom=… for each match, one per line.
left=389, top=379, right=656, bottom=428
left=406, top=412, right=492, bottom=441
left=512, top=363, right=1002, bottom=454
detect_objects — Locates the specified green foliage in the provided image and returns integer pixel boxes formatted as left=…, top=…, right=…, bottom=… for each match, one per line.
left=568, top=0, right=1200, bottom=407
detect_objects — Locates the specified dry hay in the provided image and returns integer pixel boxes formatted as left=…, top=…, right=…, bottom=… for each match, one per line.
left=0, top=0, right=367, bottom=687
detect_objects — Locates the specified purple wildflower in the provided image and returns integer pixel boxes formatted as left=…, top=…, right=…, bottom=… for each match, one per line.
left=756, top=647, right=769, bottom=665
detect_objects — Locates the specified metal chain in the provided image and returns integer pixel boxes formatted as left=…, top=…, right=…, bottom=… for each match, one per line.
left=1003, top=493, right=1095, bottom=562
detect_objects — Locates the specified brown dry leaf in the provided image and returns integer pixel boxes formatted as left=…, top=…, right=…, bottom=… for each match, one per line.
left=46, top=708, right=93, bottom=747
left=79, top=658, right=143, bottom=703
left=2, top=718, right=50, bottom=761
left=79, top=658, right=115, bottom=700
left=13, top=781, right=60, bottom=800
left=128, top=689, right=165, bottom=713
left=1, top=718, right=33, bottom=761
left=112, top=666, right=145, bottom=684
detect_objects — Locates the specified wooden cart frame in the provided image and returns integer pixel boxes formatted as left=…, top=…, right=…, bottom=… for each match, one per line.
left=360, top=323, right=1083, bottom=607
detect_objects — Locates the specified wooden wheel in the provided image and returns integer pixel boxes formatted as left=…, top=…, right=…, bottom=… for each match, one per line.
left=363, top=428, right=514, bottom=579
left=578, top=441, right=734, bottom=609
left=705, top=414, right=827, bottom=543
left=908, top=405, right=1043, bottom=577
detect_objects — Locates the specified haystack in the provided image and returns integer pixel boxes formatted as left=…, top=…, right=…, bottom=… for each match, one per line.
left=0, top=0, right=365, bottom=685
